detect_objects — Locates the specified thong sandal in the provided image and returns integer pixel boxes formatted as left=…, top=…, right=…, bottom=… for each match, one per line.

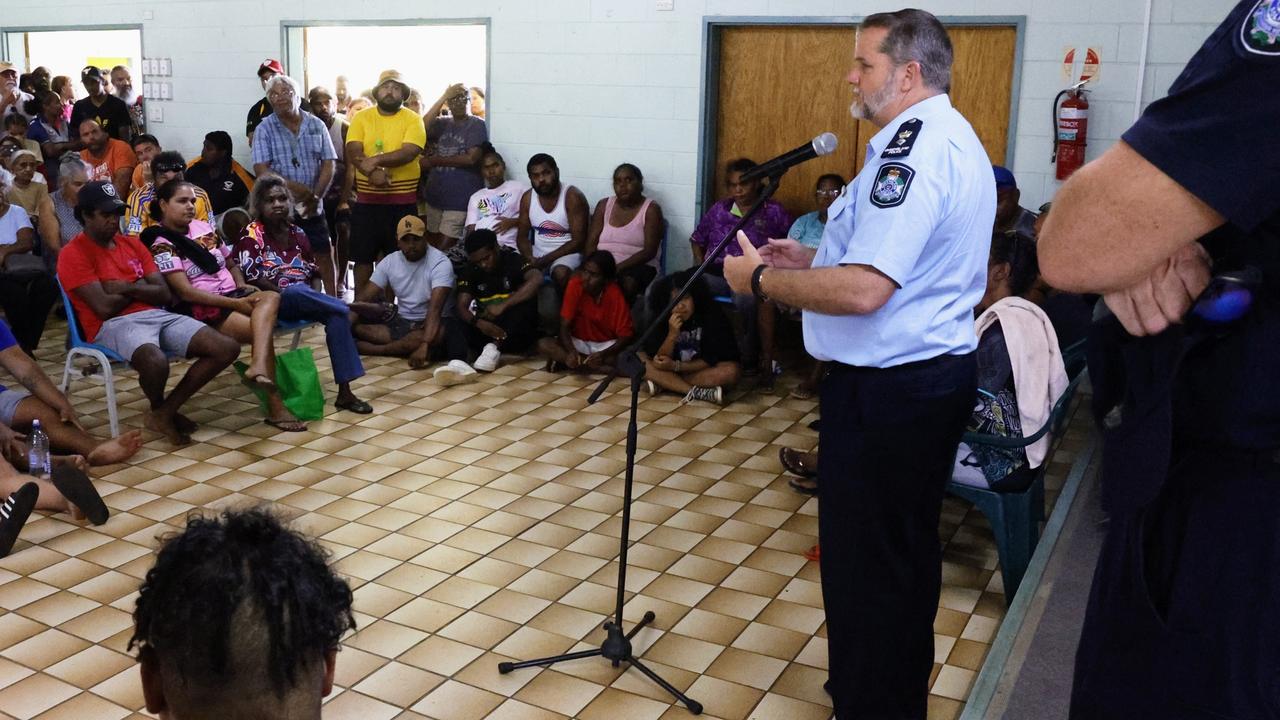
left=49, top=464, right=109, bottom=526
left=335, top=398, right=373, bottom=414
left=779, top=447, right=817, bottom=479
left=788, top=476, right=818, bottom=495
left=264, top=418, right=307, bottom=432
left=242, top=373, right=276, bottom=393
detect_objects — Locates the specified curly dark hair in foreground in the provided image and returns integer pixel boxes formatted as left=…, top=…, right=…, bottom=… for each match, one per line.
left=130, top=507, right=355, bottom=702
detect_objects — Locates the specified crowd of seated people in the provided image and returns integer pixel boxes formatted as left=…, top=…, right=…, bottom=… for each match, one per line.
left=0, top=56, right=1112, bottom=566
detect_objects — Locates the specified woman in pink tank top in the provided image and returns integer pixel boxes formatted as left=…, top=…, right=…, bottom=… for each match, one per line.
left=584, top=163, right=664, bottom=302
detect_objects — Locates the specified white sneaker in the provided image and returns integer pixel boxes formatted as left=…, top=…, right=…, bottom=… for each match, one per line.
left=434, top=360, right=478, bottom=386
left=473, top=343, right=501, bottom=373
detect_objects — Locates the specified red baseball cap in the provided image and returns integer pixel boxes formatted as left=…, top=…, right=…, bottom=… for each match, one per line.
left=258, top=59, right=284, bottom=77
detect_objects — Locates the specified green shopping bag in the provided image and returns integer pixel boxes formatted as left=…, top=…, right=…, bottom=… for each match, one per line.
left=234, top=347, right=326, bottom=421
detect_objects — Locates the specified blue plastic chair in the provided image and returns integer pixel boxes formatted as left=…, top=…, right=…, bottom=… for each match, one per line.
left=946, top=339, right=1088, bottom=604
left=59, top=279, right=314, bottom=436
left=57, top=279, right=131, bottom=437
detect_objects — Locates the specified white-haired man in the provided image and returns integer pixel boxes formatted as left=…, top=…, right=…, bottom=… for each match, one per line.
left=251, top=73, right=338, bottom=296
left=110, top=65, right=145, bottom=135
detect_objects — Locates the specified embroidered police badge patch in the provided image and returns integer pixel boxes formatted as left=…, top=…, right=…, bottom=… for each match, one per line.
left=870, top=163, right=914, bottom=208
left=881, top=118, right=923, bottom=159
left=1243, top=0, right=1280, bottom=55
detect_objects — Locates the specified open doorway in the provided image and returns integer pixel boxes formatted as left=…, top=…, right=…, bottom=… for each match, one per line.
left=2, top=27, right=143, bottom=102
left=283, top=21, right=488, bottom=118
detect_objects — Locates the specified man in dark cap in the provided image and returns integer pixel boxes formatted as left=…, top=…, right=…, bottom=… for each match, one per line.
left=70, top=66, right=132, bottom=142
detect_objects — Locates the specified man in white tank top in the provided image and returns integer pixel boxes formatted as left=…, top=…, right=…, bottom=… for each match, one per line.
left=516, top=153, right=589, bottom=293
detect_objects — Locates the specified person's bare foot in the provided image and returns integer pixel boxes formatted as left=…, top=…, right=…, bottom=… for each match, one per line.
left=173, top=413, right=198, bottom=435
left=51, top=454, right=89, bottom=473
left=145, top=412, right=192, bottom=446
left=86, top=430, right=144, bottom=466
left=242, top=364, right=275, bottom=391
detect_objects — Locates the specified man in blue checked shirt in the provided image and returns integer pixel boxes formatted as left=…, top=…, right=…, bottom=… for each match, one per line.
left=252, top=73, right=338, bottom=296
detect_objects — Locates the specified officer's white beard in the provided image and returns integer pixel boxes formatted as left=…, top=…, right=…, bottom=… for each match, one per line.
left=849, top=76, right=903, bottom=122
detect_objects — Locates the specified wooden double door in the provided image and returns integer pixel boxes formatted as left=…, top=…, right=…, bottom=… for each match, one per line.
left=709, top=23, right=1018, bottom=218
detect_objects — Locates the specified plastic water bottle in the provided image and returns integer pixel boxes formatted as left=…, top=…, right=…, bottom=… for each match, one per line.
left=27, top=419, right=50, bottom=477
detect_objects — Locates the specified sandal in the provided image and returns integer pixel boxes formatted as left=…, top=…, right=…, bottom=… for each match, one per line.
left=49, top=464, right=109, bottom=526
left=264, top=418, right=308, bottom=432
left=788, top=476, right=818, bottom=495
left=242, top=373, right=276, bottom=393
left=779, top=447, right=817, bottom=479
left=335, top=397, right=373, bottom=414
left=790, top=385, right=816, bottom=400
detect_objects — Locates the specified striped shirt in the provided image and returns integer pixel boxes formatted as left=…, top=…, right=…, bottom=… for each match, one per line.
left=124, top=183, right=216, bottom=236
left=346, top=106, right=425, bottom=205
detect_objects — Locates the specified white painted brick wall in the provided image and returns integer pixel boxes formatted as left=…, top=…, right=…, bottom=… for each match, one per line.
left=0, top=0, right=1239, bottom=268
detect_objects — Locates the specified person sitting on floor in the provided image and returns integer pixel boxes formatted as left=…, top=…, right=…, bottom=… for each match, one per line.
left=538, top=250, right=634, bottom=374
left=233, top=174, right=376, bottom=415
left=141, top=179, right=306, bottom=432
left=435, top=229, right=542, bottom=384
left=132, top=507, right=355, bottom=720
left=57, top=181, right=242, bottom=446
left=582, top=163, right=664, bottom=304
left=0, top=314, right=142, bottom=466
left=642, top=269, right=741, bottom=406
left=353, top=215, right=454, bottom=369
left=0, top=449, right=109, bottom=555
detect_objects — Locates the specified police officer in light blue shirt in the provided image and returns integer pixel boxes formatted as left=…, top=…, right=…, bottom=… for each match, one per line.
left=724, top=9, right=994, bottom=718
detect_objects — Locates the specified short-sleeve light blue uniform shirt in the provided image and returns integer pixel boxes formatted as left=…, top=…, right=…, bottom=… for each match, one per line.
left=804, top=94, right=996, bottom=368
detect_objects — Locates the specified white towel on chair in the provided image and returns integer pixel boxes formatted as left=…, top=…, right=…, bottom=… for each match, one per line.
left=975, top=297, right=1068, bottom=468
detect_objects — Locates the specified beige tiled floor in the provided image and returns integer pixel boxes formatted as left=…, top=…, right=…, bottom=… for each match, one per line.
left=0, top=323, right=1091, bottom=719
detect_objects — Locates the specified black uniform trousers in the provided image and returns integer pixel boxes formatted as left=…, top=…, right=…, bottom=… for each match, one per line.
left=818, top=351, right=976, bottom=720
left=1071, top=446, right=1280, bottom=719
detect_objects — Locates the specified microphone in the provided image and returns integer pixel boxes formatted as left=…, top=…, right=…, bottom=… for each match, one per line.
left=738, top=132, right=838, bottom=183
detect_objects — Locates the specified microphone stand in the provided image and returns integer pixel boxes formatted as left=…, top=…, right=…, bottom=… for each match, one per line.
left=497, top=171, right=788, bottom=716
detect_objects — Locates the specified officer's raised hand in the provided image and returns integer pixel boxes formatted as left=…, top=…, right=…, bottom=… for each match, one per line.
left=759, top=237, right=817, bottom=270
left=724, top=231, right=765, bottom=295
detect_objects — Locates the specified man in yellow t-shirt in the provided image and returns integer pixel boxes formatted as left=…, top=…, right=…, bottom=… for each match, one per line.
left=345, top=69, right=425, bottom=291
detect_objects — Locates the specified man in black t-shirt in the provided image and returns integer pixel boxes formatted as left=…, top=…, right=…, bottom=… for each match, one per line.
left=1039, top=1, right=1280, bottom=717
left=185, top=131, right=254, bottom=215
left=442, top=229, right=542, bottom=373
left=70, top=67, right=132, bottom=142
left=245, top=59, right=282, bottom=145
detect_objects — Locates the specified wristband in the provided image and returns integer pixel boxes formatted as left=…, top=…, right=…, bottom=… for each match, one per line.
left=751, top=264, right=770, bottom=302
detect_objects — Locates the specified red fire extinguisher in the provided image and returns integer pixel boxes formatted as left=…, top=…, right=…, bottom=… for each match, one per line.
left=1052, top=80, right=1090, bottom=181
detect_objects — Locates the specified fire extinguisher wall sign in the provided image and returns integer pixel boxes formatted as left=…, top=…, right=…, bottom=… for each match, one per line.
left=1053, top=80, right=1090, bottom=181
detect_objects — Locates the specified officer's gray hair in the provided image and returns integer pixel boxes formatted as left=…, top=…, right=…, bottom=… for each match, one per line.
left=861, top=9, right=953, bottom=93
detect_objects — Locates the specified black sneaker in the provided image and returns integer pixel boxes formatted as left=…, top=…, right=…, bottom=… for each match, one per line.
left=0, top=482, right=39, bottom=558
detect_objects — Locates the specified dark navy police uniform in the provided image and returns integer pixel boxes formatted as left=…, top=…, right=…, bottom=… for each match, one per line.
left=1071, top=2, right=1280, bottom=717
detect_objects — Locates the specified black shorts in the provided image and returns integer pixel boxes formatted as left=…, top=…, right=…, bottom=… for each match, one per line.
left=294, top=213, right=332, bottom=254
left=386, top=316, right=425, bottom=341
left=351, top=202, right=416, bottom=264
